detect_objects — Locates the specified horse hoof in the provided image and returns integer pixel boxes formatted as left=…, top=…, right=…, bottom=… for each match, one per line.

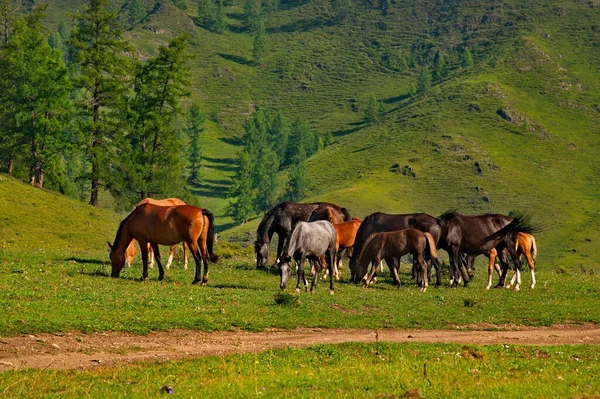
left=192, top=279, right=201, bottom=285
left=329, top=290, right=334, bottom=295
left=158, top=276, right=164, bottom=281
left=295, top=288, right=301, bottom=294
left=513, top=287, right=520, bottom=292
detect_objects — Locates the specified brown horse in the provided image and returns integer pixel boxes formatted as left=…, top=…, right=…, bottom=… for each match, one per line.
left=485, top=232, right=538, bottom=290
left=124, top=198, right=189, bottom=269
left=109, top=204, right=218, bottom=284
left=308, top=205, right=349, bottom=225
left=319, top=218, right=362, bottom=280
left=355, top=229, right=438, bottom=292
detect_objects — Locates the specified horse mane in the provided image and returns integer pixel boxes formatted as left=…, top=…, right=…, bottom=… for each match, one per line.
left=256, top=205, right=278, bottom=245
left=437, top=209, right=459, bottom=223
left=111, top=208, right=138, bottom=250
left=340, top=207, right=351, bottom=222
left=356, top=232, right=380, bottom=269
left=478, top=211, right=538, bottom=245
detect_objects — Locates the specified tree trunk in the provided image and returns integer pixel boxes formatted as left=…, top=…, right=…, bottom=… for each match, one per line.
left=7, top=154, right=14, bottom=175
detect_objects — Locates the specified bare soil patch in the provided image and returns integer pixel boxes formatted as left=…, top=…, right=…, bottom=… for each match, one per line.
left=1, top=324, right=599, bottom=371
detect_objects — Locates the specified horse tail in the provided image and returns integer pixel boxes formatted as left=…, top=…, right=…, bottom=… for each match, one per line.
left=530, top=234, right=537, bottom=259
left=340, top=207, right=351, bottom=222
left=478, top=212, right=538, bottom=246
left=202, top=209, right=219, bottom=263
left=423, top=232, right=438, bottom=260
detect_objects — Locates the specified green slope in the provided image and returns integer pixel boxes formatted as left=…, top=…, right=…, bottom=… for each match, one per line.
left=35, top=0, right=600, bottom=268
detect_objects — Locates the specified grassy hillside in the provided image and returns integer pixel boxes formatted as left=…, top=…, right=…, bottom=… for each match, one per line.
left=35, top=0, right=600, bottom=269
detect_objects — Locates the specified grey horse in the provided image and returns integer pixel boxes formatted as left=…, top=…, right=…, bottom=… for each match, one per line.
left=277, top=220, right=337, bottom=294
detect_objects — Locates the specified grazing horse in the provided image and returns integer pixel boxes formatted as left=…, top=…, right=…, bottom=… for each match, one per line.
left=277, top=220, right=337, bottom=294
left=124, top=198, right=189, bottom=269
left=109, top=204, right=218, bottom=285
left=437, top=210, right=536, bottom=288
left=355, top=229, right=438, bottom=292
left=484, top=232, right=538, bottom=290
left=349, top=212, right=442, bottom=286
left=308, top=205, right=350, bottom=224
left=254, top=201, right=350, bottom=268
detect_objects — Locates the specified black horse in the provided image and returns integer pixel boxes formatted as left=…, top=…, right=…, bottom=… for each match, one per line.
left=349, top=212, right=442, bottom=286
left=436, top=211, right=536, bottom=288
left=255, top=201, right=350, bottom=268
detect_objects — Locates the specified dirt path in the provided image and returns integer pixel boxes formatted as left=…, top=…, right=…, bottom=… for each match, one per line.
left=1, top=324, right=599, bottom=371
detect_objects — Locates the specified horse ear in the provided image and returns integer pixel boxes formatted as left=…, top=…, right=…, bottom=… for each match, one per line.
left=107, top=241, right=113, bottom=250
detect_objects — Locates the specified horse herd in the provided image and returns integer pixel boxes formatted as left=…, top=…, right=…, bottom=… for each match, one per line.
left=108, top=199, right=538, bottom=294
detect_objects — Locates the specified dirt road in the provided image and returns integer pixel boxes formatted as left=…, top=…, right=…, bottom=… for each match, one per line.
left=1, top=324, right=599, bottom=371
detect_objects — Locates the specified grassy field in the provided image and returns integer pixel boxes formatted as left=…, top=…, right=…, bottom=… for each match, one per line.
left=1, top=342, right=599, bottom=398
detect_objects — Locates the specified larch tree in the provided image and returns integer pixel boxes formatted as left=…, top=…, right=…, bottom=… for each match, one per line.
left=69, top=0, right=133, bottom=207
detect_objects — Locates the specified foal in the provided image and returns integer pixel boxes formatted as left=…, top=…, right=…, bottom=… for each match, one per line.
left=355, top=229, right=438, bottom=292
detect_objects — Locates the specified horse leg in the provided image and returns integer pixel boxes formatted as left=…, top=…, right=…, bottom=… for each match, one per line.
left=189, top=241, right=203, bottom=285
left=165, top=245, right=175, bottom=269
left=296, top=254, right=307, bottom=293
left=200, top=239, right=210, bottom=286
left=276, top=233, right=286, bottom=267
left=450, top=247, right=462, bottom=288
left=486, top=252, right=496, bottom=290
left=525, top=252, right=536, bottom=289
left=417, top=253, right=428, bottom=292
left=310, top=257, right=322, bottom=292
left=150, top=243, right=165, bottom=281
left=148, top=243, right=155, bottom=269
left=183, top=243, right=188, bottom=270
left=328, top=247, right=336, bottom=295
left=365, top=254, right=382, bottom=286
left=495, top=245, right=511, bottom=288
left=385, top=257, right=400, bottom=286
left=139, top=240, right=149, bottom=281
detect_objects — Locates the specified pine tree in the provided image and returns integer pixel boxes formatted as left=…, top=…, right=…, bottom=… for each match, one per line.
left=69, top=0, right=133, bottom=206
left=243, top=0, right=261, bottom=32
left=187, top=103, right=203, bottom=183
left=227, top=151, right=255, bottom=223
left=461, top=47, right=474, bottom=67
left=252, top=19, right=267, bottom=63
left=284, top=161, right=306, bottom=202
left=126, top=35, right=191, bottom=200
left=126, top=0, right=145, bottom=26
left=0, top=6, right=72, bottom=188
left=214, top=0, right=227, bottom=34
left=433, top=51, right=447, bottom=80
left=364, top=93, right=384, bottom=123
left=253, top=148, right=278, bottom=211
left=417, top=67, right=432, bottom=93
left=0, top=0, right=20, bottom=47
left=197, top=0, right=216, bottom=29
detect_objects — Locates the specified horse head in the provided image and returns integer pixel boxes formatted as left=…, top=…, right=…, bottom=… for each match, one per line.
left=277, top=255, right=292, bottom=290
left=109, top=243, right=126, bottom=278
left=255, top=241, right=269, bottom=268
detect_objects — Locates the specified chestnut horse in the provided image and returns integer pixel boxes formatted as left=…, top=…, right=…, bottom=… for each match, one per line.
left=124, top=198, right=188, bottom=269
left=308, top=205, right=349, bottom=224
left=484, top=232, right=538, bottom=290
left=316, top=218, right=362, bottom=280
left=355, top=229, right=438, bottom=292
left=109, top=204, right=218, bottom=284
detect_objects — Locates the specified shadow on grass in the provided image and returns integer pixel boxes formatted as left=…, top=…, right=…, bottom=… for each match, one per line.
left=219, top=136, right=243, bottom=146
left=267, top=17, right=332, bottom=34
left=352, top=144, right=376, bottom=153
left=331, top=124, right=365, bottom=137
left=213, top=283, right=257, bottom=290
left=383, top=93, right=411, bottom=104
left=218, top=53, right=253, bottom=66
left=66, top=257, right=107, bottom=265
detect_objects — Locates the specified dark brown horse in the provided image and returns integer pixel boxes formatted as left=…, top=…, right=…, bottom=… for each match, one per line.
left=308, top=205, right=350, bottom=224
left=109, top=204, right=218, bottom=284
left=255, top=201, right=350, bottom=268
left=437, top=211, right=536, bottom=288
left=355, top=229, right=438, bottom=292
left=349, top=212, right=442, bottom=286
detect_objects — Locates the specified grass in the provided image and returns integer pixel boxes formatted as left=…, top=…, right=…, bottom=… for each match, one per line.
left=1, top=342, right=599, bottom=398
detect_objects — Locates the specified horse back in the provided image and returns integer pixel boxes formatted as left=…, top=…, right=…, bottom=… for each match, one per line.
left=334, top=219, right=362, bottom=247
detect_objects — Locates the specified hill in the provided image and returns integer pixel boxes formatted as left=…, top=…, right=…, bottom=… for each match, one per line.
left=30, top=0, right=600, bottom=268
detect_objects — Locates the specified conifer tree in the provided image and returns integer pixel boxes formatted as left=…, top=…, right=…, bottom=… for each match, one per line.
left=0, top=0, right=20, bottom=47
left=284, top=160, right=306, bottom=202
left=126, top=0, right=145, bottom=26
left=227, top=151, right=255, bottom=223
left=417, top=67, right=432, bottom=93
left=214, top=0, right=227, bottom=34
left=461, top=47, right=474, bottom=67
left=187, top=103, right=203, bottom=183
left=364, top=93, right=384, bottom=123
left=0, top=6, right=72, bottom=188
left=252, top=19, right=267, bottom=63
left=69, top=0, right=133, bottom=206
left=433, top=51, right=447, bottom=80
left=197, top=0, right=215, bottom=29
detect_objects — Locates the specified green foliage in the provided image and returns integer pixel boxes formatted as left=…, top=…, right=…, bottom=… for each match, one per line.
left=417, top=67, right=432, bottom=93
left=173, top=0, right=188, bottom=10
left=227, top=151, right=255, bottom=223
left=214, top=0, right=227, bottom=34
left=461, top=47, right=474, bottom=67
left=196, top=0, right=216, bottom=29
left=252, top=19, right=267, bottom=63
left=125, top=0, right=145, bottom=26
left=283, top=160, right=306, bottom=201
left=433, top=50, right=447, bottom=80
left=0, top=6, right=72, bottom=189
left=69, top=0, right=133, bottom=206
left=274, top=291, right=300, bottom=306
left=363, top=93, right=385, bottom=123
left=242, top=0, right=261, bottom=32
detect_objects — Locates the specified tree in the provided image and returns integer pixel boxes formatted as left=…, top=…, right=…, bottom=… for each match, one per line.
left=363, top=93, right=384, bottom=123
left=461, top=47, right=474, bottom=67
left=0, top=6, right=72, bottom=188
left=243, top=0, right=261, bottom=32
left=186, top=103, right=203, bottom=183
left=331, top=0, right=355, bottom=22
left=284, top=161, right=306, bottom=202
left=126, top=0, right=145, bottom=26
left=0, top=0, right=21, bottom=47
left=252, top=19, right=267, bottom=63
left=253, top=148, right=278, bottom=211
left=227, top=151, right=255, bottom=223
left=433, top=51, right=447, bottom=80
left=69, top=0, right=133, bottom=206
left=197, top=0, right=215, bottom=28
left=173, top=0, right=188, bottom=10
left=417, top=67, right=432, bottom=93
left=214, top=0, right=227, bottom=34
left=125, top=35, right=191, bottom=201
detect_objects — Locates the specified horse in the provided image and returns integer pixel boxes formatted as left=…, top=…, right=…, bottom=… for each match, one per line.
left=108, top=204, right=218, bottom=285
left=315, top=218, right=362, bottom=280
left=354, top=229, right=438, bottom=292
left=124, top=198, right=189, bottom=269
left=437, top=210, right=537, bottom=288
left=484, top=232, right=538, bottom=290
left=308, top=205, right=349, bottom=224
left=277, top=220, right=337, bottom=294
left=349, top=212, right=442, bottom=286
left=255, top=201, right=350, bottom=268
